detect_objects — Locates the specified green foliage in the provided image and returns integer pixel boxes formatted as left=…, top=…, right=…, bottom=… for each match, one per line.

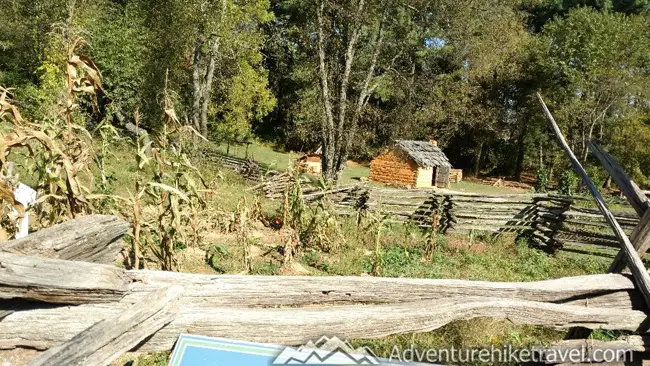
left=80, top=1, right=152, bottom=119
left=5, top=0, right=650, bottom=185
left=280, top=170, right=345, bottom=256
left=558, top=170, right=578, bottom=196
left=206, top=244, right=230, bottom=273
left=535, top=166, right=550, bottom=193
left=252, top=260, right=280, bottom=275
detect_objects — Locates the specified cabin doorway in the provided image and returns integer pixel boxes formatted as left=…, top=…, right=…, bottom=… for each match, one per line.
left=432, top=167, right=438, bottom=187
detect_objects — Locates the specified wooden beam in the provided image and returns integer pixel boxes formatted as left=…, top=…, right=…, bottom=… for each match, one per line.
left=587, top=141, right=650, bottom=272
left=562, top=142, right=650, bottom=341
left=0, top=259, right=640, bottom=308
left=610, top=210, right=650, bottom=273
left=0, top=310, right=12, bottom=320
left=0, top=215, right=130, bottom=265
left=0, top=252, right=129, bottom=304
left=537, top=92, right=650, bottom=310
left=587, top=142, right=649, bottom=216
left=28, top=287, right=180, bottom=366
left=125, top=270, right=639, bottom=307
left=1, top=296, right=646, bottom=352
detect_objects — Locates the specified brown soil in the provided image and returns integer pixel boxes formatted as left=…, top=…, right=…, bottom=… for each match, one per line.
left=446, top=238, right=488, bottom=254
left=280, top=261, right=311, bottom=275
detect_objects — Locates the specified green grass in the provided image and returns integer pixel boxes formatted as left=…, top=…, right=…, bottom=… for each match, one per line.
left=208, top=141, right=540, bottom=196
left=339, top=164, right=370, bottom=185
left=212, top=141, right=300, bottom=171
left=114, top=352, right=169, bottom=366
left=449, top=181, right=530, bottom=195
left=296, top=221, right=609, bottom=281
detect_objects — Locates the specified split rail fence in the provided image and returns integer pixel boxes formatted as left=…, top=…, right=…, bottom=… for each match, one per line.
left=326, top=188, right=641, bottom=258
left=2, top=215, right=650, bottom=365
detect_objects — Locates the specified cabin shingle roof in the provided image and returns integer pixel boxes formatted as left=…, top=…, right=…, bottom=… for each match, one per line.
left=395, top=140, right=451, bottom=168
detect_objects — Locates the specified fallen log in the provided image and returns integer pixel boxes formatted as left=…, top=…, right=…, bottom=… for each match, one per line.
left=0, top=252, right=130, bottom=304
left=2, top=296, right=645, bottom=352
left=28, top=287, right=181, bottom=366
left=0, top=215, right=130, bottom=264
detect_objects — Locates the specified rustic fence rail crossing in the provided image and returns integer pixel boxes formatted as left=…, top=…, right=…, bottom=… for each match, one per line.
left=323, top=187, right=641, bottom=258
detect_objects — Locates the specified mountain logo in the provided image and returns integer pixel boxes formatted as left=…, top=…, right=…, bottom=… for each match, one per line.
left=272, top=336, right=380, bottom=365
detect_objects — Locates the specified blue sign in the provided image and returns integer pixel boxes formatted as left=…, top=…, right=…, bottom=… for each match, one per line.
left=168, top=334, right=422, bottom=366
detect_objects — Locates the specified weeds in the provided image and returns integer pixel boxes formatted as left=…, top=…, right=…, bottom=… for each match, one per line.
left=364, top=212, right=391, bottom=276
left=235, top=197, right=253, bottom=273
left=535, top=166, right=550, bottom=193
left=278, top=168, right=345, bottom=264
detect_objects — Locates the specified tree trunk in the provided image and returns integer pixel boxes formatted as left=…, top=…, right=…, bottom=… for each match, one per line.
left=190, top=0, right=227, bottom=137
left=316, top=1, right=336, bottom=183
left=474, top=141, right=483, bottom=177
left=515, top=119, right=527, bottom=181
left=191, top=37, right=204, bottom=132
left=200, top=39, right=220, bottom=136
left=603, top=175, right=612, bottom=189
left=332, top=1, right=365, bottom=177
left=338, top=14, right=386, bottom=181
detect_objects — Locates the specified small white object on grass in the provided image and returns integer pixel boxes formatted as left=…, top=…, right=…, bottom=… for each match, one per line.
left=13, top=183, right=37, bottom=239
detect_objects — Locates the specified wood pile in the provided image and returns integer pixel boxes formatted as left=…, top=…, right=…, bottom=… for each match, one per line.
left=449, top=168, right=463, bottom=183
left=247, top=172, right=301, bottom=199
left=3, top=215, right=650, bottom=364
left=249, top=172, right=365, bottom=206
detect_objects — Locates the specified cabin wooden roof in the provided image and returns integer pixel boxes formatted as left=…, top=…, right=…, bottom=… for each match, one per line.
left=394, top=140, right=452, bottom=168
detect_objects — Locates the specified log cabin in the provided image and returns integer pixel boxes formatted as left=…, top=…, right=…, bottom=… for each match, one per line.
left=370, top=140, right=452, bottom=188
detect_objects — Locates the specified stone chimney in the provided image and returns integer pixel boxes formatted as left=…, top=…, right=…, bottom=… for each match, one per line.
left=429, top=139, right=438, bottom=147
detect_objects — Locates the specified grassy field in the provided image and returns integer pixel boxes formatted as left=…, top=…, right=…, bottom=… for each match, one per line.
left=212, top=141, right=532, bottom=195
left=213, top=141, right=301, bottom=171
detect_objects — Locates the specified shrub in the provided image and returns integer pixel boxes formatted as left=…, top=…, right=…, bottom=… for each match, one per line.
left=558, top=170, right=578, bottom=196
left=534, top=166, right=550, bottom=193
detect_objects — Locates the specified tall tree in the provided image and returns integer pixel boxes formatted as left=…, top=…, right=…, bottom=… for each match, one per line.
left=288, top=0, right=411, bottom=182
left=537, top=7, right=650, bottom=162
